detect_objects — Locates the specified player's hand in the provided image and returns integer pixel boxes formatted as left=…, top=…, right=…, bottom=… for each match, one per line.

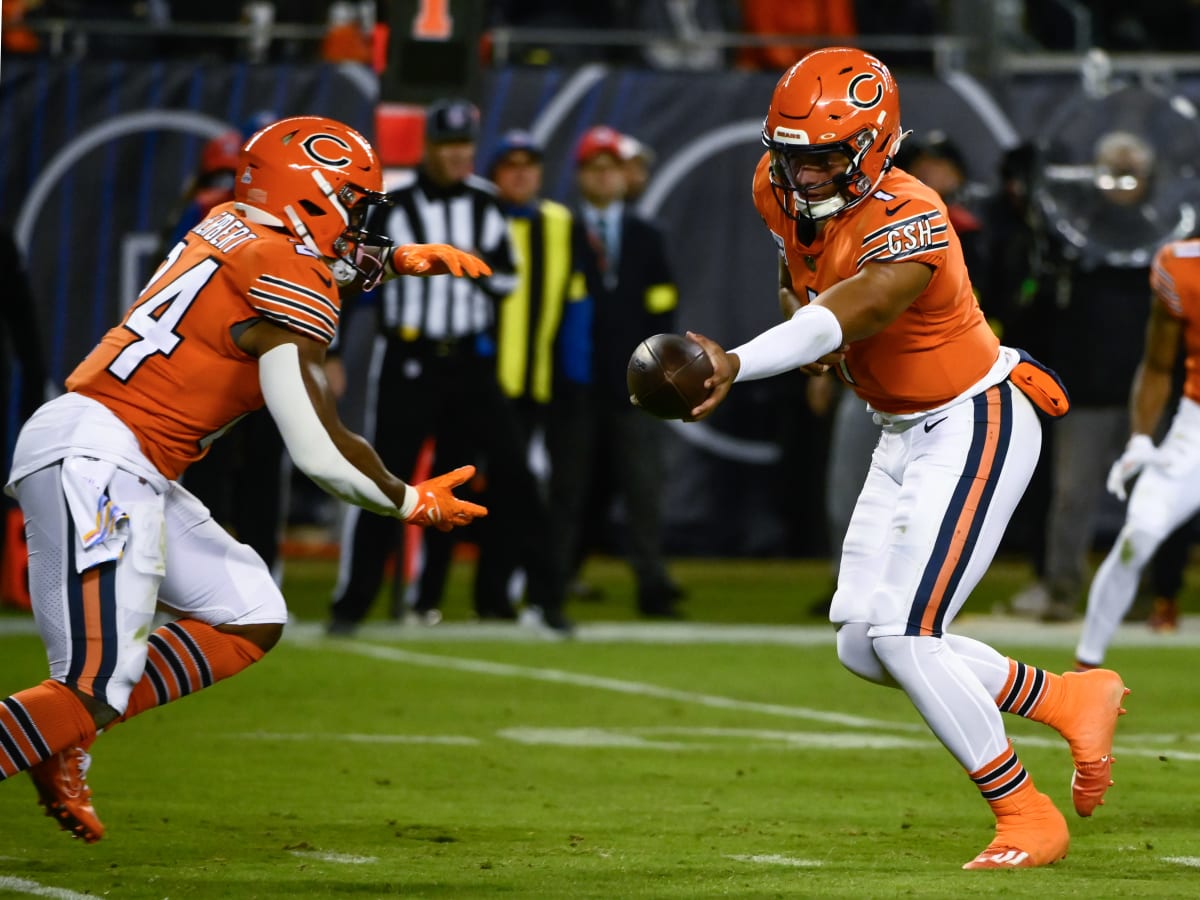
left=404, top=465, right=489, bottom=532
left=685, top=330, right=735, bottom=421
left=1106, top=433, right=1160, bottom=501
left=392, top=244, right=493, bottom=278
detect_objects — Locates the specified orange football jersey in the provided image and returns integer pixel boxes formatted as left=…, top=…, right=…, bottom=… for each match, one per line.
left=752, top=153, right=998, bottom=414
left=1151, top=238, right=1200, bottom=405
left=67, top=201, right=341, bottom=480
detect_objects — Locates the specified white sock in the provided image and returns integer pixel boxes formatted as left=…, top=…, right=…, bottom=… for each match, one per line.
left=872, top=634, right=1010, bottom=772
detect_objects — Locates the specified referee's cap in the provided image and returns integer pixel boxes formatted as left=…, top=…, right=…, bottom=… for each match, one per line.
left=425, top=98, right=480, bottom=144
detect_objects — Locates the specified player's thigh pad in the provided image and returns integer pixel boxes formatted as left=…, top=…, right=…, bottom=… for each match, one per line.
left=834, top=383, right=1040, bottom=637
left=157, top=481, right=287, bottom=626
left=16, top=464, right=165, bottom=711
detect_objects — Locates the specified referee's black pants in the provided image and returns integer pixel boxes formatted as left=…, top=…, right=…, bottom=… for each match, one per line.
left=329, top=337, right=562, bottom=626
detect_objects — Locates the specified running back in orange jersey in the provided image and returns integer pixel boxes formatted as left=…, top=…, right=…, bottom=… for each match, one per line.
left=67, top=201, right=342, bottom=480
left=752, top=153, right=999, bottom=414
left=1151, top=238, right=1200, bottom=406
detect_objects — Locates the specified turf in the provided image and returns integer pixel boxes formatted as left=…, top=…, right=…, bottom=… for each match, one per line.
left=0, top=557, right=1197, bottom=898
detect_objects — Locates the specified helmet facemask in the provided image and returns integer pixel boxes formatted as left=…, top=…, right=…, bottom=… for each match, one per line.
left=285, top=173, right=394, bottom=290
left=765, top=126, right=883, bottom=227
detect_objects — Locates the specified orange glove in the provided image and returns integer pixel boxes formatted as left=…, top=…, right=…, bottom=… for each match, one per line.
left=391, top=244, right=493, bottom=278
left=404, top=465, right=489, bottom=532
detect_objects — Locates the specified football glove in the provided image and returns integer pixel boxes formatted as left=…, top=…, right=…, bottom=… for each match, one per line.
left=391, top=244, right=493, bottom=278
left=1106, top=433, right=1159, bottom=501
left=404, top=465, right=488, bottom=532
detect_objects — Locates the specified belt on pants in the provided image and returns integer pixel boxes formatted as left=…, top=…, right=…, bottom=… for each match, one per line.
left=396, top=335, right=478, bottom=358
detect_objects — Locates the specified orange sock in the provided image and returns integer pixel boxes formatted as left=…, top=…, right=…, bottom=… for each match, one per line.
left=117, top=619, right=265, bottom=724
left=0, top=680, right=96, bottom=779
left=995, top=659, right=1063, bottom=723
left=969, top=742, right=1031, bottom=804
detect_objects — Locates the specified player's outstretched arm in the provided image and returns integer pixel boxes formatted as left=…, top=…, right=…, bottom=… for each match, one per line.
left=239, top=321, right=486, bottom=530
left=388, top=244, right=493, bottom=278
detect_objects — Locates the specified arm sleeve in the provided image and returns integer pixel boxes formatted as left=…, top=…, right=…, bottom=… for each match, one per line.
left=258, top=343, right=416, bottom=517
left=731, top=303, right=844, bottom=382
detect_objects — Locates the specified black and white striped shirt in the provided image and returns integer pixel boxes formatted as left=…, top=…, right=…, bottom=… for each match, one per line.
left=370, top=169, right=517, bottom=341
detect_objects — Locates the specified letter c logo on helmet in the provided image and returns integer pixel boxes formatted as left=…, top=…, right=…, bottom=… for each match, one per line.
left=847, top=73, right=883, bottom=110
left=301, top=133, right=353, bottom=168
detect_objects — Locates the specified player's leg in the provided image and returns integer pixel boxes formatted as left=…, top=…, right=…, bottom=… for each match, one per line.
left=1077, top=403, right=1200, bottom=666
left=862, top=385, right=1067, bottom=867
left=3, top=464, right=165, bottom=841
left=115, top=479, right=286, bottom=724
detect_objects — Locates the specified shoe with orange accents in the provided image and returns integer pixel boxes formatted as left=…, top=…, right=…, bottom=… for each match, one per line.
left=28, top=745, right=104, bottom=843
left=1053, top=669, right=1129, bottom=817
left=963, top=788, right=1069, bottom=870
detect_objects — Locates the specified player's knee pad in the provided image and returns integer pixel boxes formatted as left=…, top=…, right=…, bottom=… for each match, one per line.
left=1111, top=523, right=1161, bottom=574
left=836, top=622, right=895, bottom=686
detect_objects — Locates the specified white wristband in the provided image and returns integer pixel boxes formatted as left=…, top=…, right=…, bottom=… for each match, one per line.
left=259, top=343, right=402, bottom=517
left=398, top=483, right=418, bottom=519
left=732, top=303, right=844, bottom=383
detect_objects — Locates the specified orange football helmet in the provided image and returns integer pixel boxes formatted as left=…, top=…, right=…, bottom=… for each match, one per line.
left=762, top=47, right=906, bottom=225
left=236, top=115, right=392, bottom=286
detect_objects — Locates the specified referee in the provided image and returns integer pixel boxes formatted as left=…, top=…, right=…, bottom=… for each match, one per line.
left=327, top=99, right=569, bottom=635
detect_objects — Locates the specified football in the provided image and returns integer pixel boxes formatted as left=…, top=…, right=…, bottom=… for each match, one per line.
left=627, top=333, right=714, bottom=420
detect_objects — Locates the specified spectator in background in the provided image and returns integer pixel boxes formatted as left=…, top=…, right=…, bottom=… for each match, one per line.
left=1011, top=131, right=1157, bottom=622
left=553, top=125, right=684, bottom=618
left=618, top=134, right=656, bottom=204
left=735, top=0, right=856, bottom=71
left=328, top=99, right=570, bottom=636
left=476, top=130, right=589, bottom=624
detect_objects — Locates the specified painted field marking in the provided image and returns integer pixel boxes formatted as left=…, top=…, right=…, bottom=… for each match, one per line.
left=237, top=730, right=478, bottom=746
left=498, top=726, right=935, bottom=751
left=725, top=854, right=823, bottom=867
left=0, top=877, right=96, bottom=900
left=295, top=637, right=925, bottom=732
left=1162, top=856, right=1200, bottom=867
left=295, top=638, right=1200, bottom=763
left=288, top=850, right=378, bottom=865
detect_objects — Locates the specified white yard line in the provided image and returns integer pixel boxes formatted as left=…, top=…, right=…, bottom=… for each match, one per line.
left=237, top=730, right=478, bottom=745
left=288, top=850, right=378, bottom=865
left=292, top=636, right=926, bottom=732
left=725, top=854, right=824, bottom=867
left=1162, top=856, right=1200, bottom=867
left=0, top=878, right=96, bottom=900
left=294, top=637, right=1200, bottom=762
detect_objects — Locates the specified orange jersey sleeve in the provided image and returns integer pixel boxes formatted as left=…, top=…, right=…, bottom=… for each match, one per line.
left=1150, top=238, right=1200, bottom=405
left=66, top=202, right=342, bottom=479
left=752, top=154, right=998, bottom=414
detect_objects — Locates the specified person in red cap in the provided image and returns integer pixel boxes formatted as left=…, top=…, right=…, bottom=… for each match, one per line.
left=549, top=125, right=686, bottom=618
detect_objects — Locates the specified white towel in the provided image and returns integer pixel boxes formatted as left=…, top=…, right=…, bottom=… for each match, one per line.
left=61, top=457, right=129, bottom=572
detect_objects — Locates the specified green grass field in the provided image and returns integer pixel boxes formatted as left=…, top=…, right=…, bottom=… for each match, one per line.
left=1, top=556, right=1198, bottom=899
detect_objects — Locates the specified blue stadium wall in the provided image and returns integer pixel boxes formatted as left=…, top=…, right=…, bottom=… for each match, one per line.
left=3, top=60, right=1193, bottom=556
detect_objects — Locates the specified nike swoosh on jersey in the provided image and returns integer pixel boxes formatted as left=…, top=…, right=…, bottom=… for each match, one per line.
left=923, top=416, right=948, bottom=432
left=311, top=268, right=333, bottom=288
left=884, top=200, right=912, bottom=216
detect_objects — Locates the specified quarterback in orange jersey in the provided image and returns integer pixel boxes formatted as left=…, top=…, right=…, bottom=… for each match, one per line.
left=686, top=48, right=1128, bottom=869
left=1077, top=239, right=1200, bottom=665
left=1, top=116, right=490, bottom=843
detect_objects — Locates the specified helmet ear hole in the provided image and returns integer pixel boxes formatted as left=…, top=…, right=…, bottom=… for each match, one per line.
left=299, top=199, right=325, bottom=217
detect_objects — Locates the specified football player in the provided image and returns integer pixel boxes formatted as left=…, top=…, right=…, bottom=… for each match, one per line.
left=1, top=116, right=490, bottom=842
left=686, top=48, right=1129, bottom=869
left=1077, top=238, right=1200, bottom=665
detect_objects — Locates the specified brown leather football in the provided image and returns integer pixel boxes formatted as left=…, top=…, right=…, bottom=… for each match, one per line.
left=627, top=333, right=714, bottom=420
